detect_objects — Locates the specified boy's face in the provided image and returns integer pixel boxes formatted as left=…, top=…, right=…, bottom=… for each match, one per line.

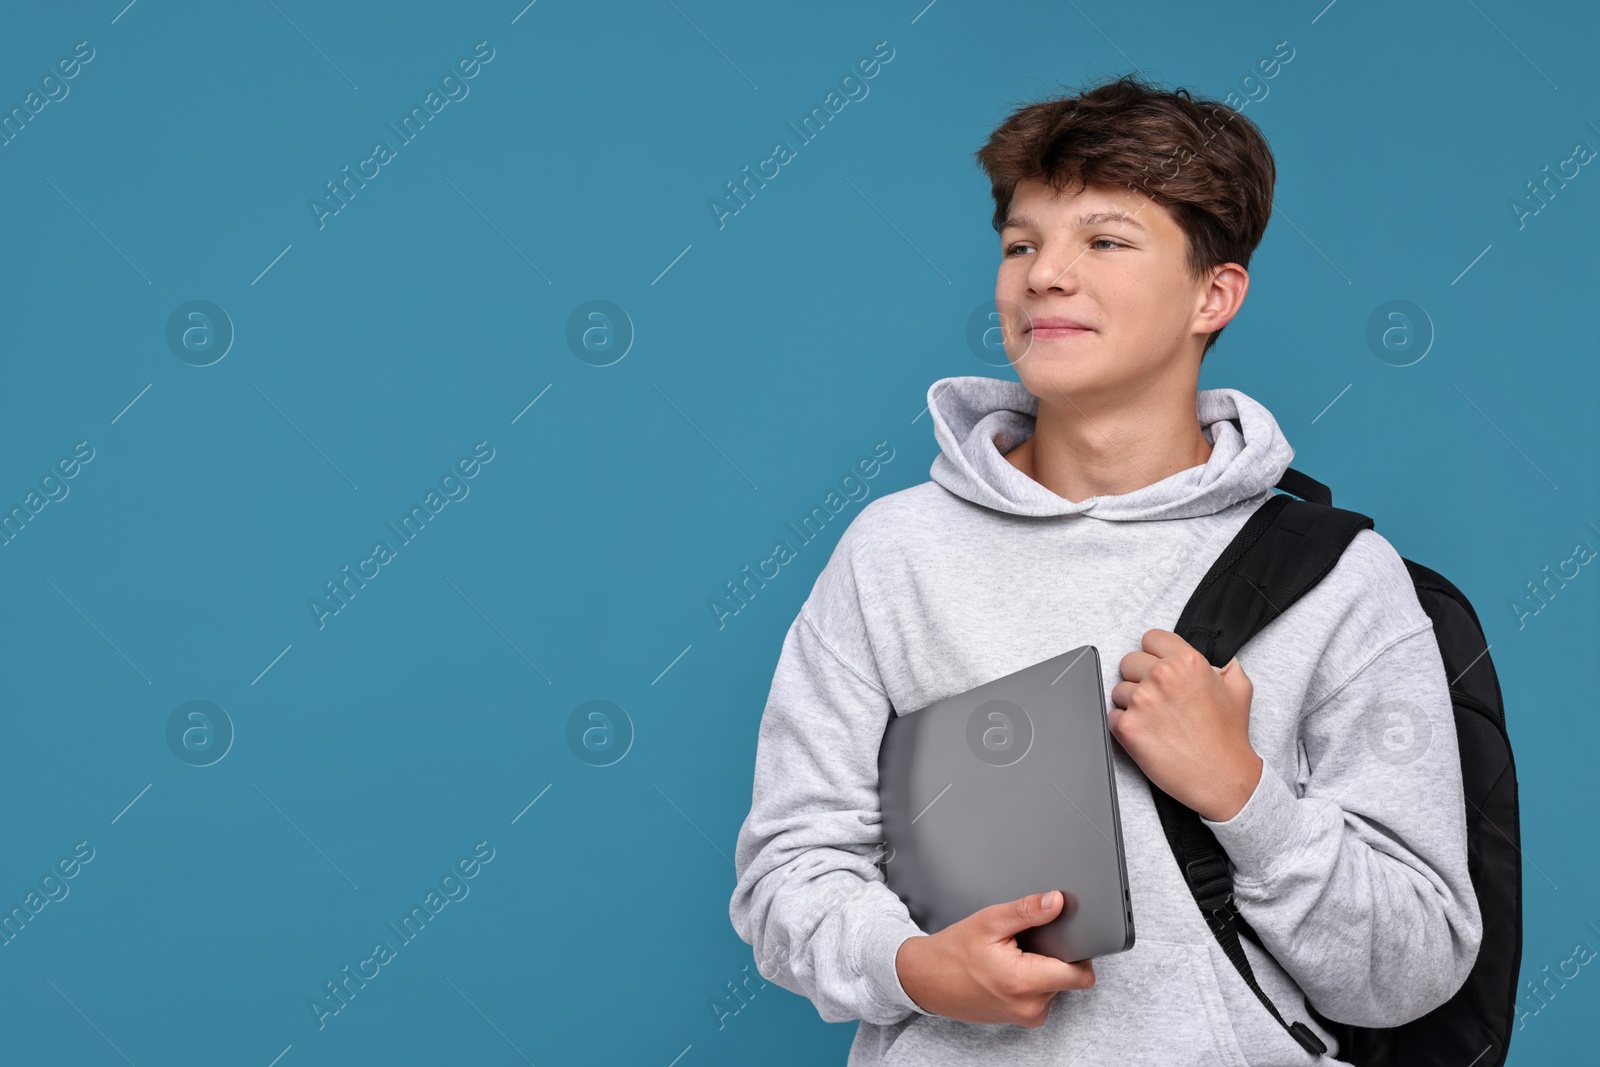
left=995, top=178, right=1234, bottom=405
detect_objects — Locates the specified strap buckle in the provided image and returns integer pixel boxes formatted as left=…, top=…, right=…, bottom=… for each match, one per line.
left=1183, top=856, right=1233, bottom=912
left=1288, top=1021, right=1329, bottom=1055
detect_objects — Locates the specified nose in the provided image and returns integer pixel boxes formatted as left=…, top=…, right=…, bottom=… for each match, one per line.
left=1026, top=243, right=1084, bottom=295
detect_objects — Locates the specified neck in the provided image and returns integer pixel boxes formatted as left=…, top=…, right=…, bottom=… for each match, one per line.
left=1003, top=372, right=1213, bottom=504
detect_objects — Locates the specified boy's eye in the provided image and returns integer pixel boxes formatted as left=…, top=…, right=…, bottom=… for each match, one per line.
left=1005, top=238, right=1123, bottom=257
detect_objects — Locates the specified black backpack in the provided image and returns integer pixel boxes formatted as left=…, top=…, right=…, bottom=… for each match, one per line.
left=1151, top=467, right=1521, bottom=1066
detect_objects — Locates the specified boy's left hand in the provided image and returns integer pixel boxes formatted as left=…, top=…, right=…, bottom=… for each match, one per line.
left=1109, top=628, right=1264, bottom=823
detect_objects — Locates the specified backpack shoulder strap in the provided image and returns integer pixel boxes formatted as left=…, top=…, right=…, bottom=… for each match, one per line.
left=1173, top=490, right=1374, bottom=667
left=1273, top=466, right=1334, bottom=507
left=1150, top=475, right=1375, bottom=1057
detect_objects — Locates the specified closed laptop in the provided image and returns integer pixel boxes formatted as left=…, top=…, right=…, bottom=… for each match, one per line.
left=878, top=644, right=1135, bottom=962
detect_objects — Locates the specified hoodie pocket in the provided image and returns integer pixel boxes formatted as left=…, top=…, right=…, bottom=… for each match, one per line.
left=878, top=940, right=1249, bottom=1067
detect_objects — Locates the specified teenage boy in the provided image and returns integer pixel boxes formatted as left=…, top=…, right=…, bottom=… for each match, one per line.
left=729, top=74, right=1481, bottom=1066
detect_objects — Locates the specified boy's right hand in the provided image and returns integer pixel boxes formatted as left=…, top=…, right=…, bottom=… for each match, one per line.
left=894, top=890, right=1096, bottom=1027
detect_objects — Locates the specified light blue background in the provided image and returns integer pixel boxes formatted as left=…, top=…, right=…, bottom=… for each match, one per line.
left=1, top=1, right=1595, bottom=1064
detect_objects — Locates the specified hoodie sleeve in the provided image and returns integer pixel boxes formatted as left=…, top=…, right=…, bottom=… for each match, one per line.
left=728, top=598, right=934, bottom=1026
left=1199, top=533, right=1484, bottom=1028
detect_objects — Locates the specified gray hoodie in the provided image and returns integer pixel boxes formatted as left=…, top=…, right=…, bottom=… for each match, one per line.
left=729, top=375, right=1482, bottom=1067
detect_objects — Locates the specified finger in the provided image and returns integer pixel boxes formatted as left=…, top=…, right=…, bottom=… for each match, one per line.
left=1141, top=628, right=1194, bottom=659
left=1106, top=706, right=1138, bottom=749
left=1145, top=630, right=1184, bottom=655
left=1106, top=705, right=1128, bottom=739
left=981, top=890, right=1064, bottom=942
left=1013, top=950, right=1097, bottom=994
left=1118, top=650, right=1157, bottom=681
left=1222, top=660, right=1254, bottom=702
left=985, top=894, right=1098, bottom=995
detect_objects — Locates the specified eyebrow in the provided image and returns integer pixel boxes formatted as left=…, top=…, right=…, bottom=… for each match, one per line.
left=1001, top=210, right=1148, bottom=233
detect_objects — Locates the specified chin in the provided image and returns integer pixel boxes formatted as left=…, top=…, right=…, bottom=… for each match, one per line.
left=1011, top=360, right=1115, bottom=404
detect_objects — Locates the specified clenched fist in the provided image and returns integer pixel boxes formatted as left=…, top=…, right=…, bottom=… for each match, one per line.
left=1109, top=628, right=1263, bottom=823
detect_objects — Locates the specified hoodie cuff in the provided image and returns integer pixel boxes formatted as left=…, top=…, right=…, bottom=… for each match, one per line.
left=854, top=912, right=935, bottom=1017
left=1199, top=755, right=1310, bottom=888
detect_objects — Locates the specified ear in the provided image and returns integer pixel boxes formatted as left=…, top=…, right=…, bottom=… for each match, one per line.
left=1197, top=262, right=1249, bottom=335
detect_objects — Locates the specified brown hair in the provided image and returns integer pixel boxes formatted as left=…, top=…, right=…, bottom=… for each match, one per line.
left=973, top=73, right=1276, bottom=357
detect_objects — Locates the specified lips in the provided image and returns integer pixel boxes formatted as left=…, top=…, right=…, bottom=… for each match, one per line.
left=1026, top=317, right=1094, bottom=341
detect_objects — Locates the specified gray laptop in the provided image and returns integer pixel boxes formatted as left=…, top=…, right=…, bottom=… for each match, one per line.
left=877, top=644, right=1135, bottom=962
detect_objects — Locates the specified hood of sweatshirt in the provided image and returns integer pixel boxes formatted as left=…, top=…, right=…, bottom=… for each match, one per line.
left=926, top=375, right=1296, bottom=521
